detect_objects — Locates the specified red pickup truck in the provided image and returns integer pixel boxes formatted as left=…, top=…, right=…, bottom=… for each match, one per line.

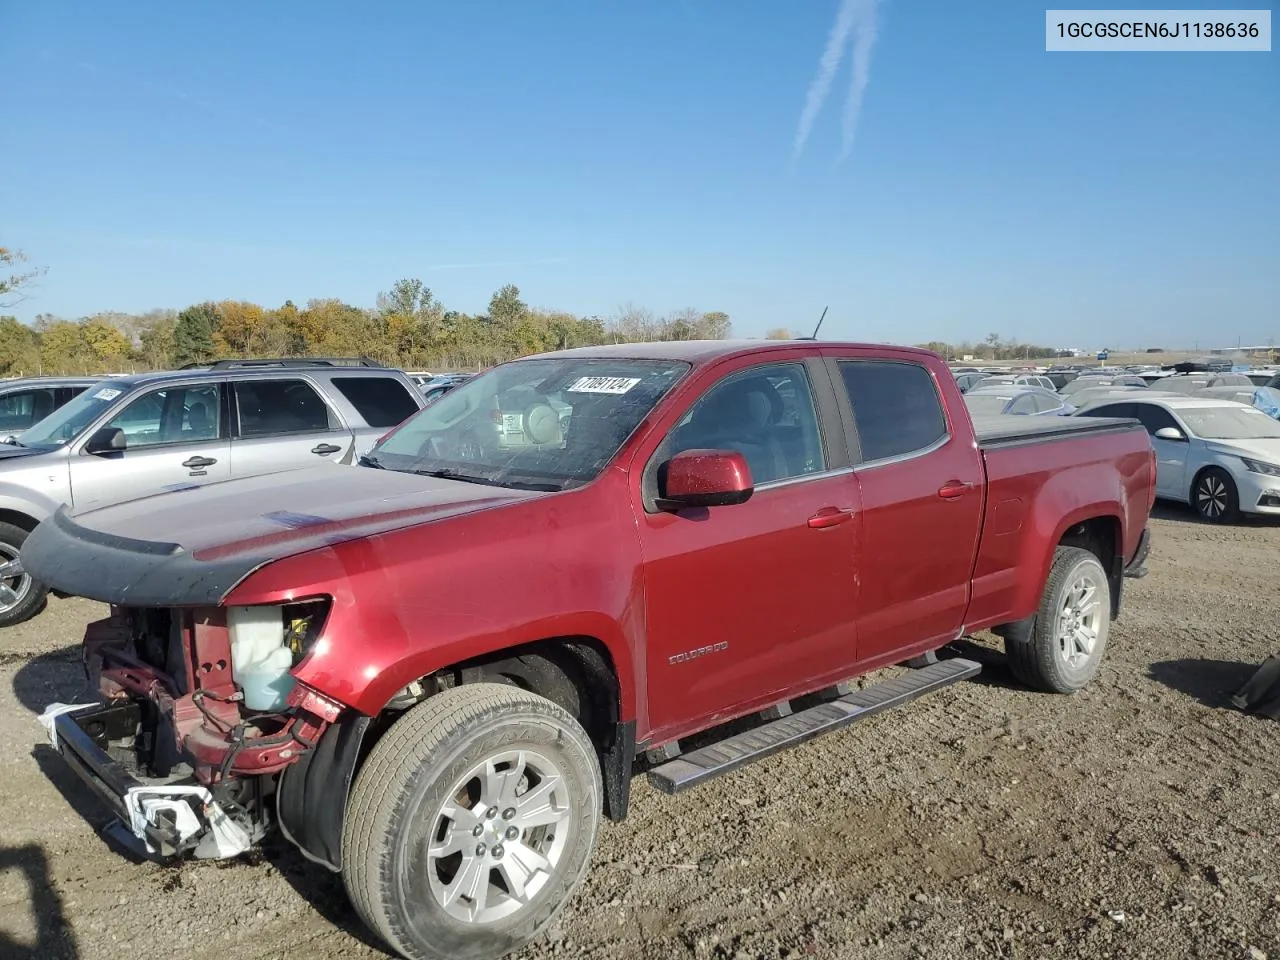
left=25, top=340, right=1155, bottom=960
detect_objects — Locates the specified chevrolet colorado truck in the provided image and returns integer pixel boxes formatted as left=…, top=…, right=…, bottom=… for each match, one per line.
left=24, top=340, right=1156, bottom=960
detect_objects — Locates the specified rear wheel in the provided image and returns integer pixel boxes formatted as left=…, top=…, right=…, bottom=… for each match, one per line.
left=342, top=683, right=602, bottom=960
left=1193, top=467, right=1240, bottom=524
left=0, top=521, right=48, bottom=628
left=1006, top=546, right=1110, bottom=693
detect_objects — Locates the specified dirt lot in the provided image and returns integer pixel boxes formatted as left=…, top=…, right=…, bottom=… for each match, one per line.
left=2, top=503, right=1278, bottom=960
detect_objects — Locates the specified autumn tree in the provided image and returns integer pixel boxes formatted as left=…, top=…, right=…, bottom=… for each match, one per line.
left=0, top=247, right=44, bottom=307
left=173, top=303, right=219, bottom=366
left=0, top=316, right=41, bottom=374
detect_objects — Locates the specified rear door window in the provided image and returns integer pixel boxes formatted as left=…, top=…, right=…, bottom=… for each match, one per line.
left=837, top=360, right=948, bottom=463
left=329, top=376, right=420, bottom=427
left=1128, top=403, right=1179, bottom=436
left=234, top=379, right=339, bottom=437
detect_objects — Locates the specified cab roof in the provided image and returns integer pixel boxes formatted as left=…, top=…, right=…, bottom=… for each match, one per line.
left=532, top=339, right=939, bottom=366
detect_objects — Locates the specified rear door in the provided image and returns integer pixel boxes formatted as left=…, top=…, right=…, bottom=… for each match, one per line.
left=68, top=382, right=230, bottom=510
left=228, top=377, right=354, bottom=477
left=824, top=351, right=985, bottom=664
left=325, top=374, right=423, bottom=455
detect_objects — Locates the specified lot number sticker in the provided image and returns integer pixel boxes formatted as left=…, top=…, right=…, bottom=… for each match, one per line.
left=566, top=376, right=642, bottom=395
left=92, top=387, right=122, bottom=401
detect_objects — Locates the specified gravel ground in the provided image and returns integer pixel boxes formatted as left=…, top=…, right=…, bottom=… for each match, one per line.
left=2, top=503, right=1278, bottom=960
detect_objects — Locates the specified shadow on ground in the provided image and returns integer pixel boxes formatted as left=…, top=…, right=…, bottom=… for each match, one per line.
left=1148, top=658, right=1257, bottom=709
left=9, top=645, right=90, bottom=715
left=1151, top=501, right=1280, bottom=527
left=0, top=844, right=79, bottom=959
left=260, top=839, right=393, bottom=956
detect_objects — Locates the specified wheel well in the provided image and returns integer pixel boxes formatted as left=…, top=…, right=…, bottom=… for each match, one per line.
left=1058, top=516, right=1121, bottom=618
left=363, top=636, right=635, bottom=821
left=0, top=509, right=39, bottom=533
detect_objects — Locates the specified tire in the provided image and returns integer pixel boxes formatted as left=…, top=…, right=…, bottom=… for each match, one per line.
left=1192, top=467, right=1240, bottom=524
left=342, top=683, right=602, bottom=960
left=1006, top=546, right=1110, bottom=694
left=0, top=521, right=48, bottom=628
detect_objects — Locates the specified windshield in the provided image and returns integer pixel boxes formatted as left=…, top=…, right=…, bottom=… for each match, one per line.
left=17, top=383, right=129, bottom=448
left=1181, top=406, right=1280, bottom=440
left=964, top=394, right=1011, bottom=416
left=370, top=357, right=690, bottom=490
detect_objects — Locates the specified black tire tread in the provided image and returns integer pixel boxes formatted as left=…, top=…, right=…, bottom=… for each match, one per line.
left=1193, top=466, right=1241, bottom=524
left=342, top=682, right=599, bottom=960
left=0, top=520, right=49, bottom=628
left=1006, top=546, right=1109, bottom=694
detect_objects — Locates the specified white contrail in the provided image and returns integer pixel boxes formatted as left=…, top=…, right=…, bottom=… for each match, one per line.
left=839, top=4, right=879, bottom=161
left=793, top=0, right=881, bottom=162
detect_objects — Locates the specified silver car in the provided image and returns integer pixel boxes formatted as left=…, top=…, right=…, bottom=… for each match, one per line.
left=1075, top=395, right=1280, bottom=523
left=0, top=359, right=424, bottom=626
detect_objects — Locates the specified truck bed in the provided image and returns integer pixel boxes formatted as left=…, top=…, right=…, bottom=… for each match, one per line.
left=972, top=414, right=1140, bottom=449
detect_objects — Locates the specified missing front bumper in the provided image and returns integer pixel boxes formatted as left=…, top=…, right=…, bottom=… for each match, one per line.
left=38, top=701, right=253, bottom=862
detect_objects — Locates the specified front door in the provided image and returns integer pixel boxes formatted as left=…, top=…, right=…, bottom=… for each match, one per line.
left=69, top=382, right=230, bottom=510
left=228, top=378, right=354, bottom=478
left=1130, top=404, right=1189, bottom=498
left=635, top=358, right=861, bottom=740
left=826, top=352, right=985, bottom=666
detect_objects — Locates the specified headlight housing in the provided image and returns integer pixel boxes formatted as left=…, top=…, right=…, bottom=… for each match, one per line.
left=1241, top=457, right=1280, bottom=477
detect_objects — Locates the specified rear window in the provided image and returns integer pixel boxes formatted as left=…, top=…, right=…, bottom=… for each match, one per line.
left=839, top=360, right=948, bottom=462
left=330, top=376, right=420, bottom=428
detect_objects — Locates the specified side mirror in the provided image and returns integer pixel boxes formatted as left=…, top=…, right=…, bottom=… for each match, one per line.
left=1153, top=426, right=1185, bottom=442
left=84, top=426, right=126, bottom=456
left=657, top=449, right=753, bottom=510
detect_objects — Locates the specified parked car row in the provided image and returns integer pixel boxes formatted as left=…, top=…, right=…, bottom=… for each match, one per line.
left=0, top=359, right=424, bottom=626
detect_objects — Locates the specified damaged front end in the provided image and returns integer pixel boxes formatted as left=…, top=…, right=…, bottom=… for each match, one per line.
left=41, top=602, right=342, bottom=862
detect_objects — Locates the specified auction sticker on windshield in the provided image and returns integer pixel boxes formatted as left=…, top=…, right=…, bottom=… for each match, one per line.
left=92, top=387, right=122, bottom=401
left=566, top=376, right=642, bottom=395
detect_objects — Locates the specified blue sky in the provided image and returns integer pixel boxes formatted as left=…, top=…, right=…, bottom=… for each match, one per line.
left=3, top=1, right=1276, bottom=349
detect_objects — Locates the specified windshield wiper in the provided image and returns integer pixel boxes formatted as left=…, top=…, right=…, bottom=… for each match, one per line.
left=357, top=453, right=385, bottom=469
left=2, top=436, right=23, bottom=447
left=414, top=468, right=562, bottom=492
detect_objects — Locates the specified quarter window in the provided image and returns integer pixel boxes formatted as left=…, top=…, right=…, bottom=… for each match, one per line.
left=329, top=376, right=420, bottom=428
left=666, top=363, right=826, bottom=486
left=0, top=389, right=57, bottom=431
left=837, top=360, right=947, bottom=463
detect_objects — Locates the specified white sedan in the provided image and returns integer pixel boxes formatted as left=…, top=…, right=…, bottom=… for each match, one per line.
left=1074, top=396, right=1280, bottom=523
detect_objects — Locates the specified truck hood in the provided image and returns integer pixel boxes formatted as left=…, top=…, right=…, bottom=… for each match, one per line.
left=20, top=465, right=547, bottom=607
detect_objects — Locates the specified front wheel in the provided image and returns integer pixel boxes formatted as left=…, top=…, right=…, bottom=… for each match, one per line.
left=1193, top=467, right=1240, bottom=524
left=1006, top=546, right=1111, bottom=694
left=342, top=683, right=602, bottom=960
left=0, top=521, right=49, bottom=628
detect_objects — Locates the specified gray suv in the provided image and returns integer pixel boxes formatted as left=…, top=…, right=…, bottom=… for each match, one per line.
left=0, top=359, right=423, bottom=626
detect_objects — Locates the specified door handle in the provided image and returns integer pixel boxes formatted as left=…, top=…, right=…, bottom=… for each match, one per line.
left=311, top=443, right=342, bottom=455
left=807, top=507, right=854, bottom=529
left=937, top=480, right=974, bottom=499
left=183, top=456, right=217, bottom=469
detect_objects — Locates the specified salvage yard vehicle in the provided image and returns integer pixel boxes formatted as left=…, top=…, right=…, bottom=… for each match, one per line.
left=0, top=359, right=423, bottom=626
left=0, top=376, right=101, bottom=437
left=1076, top=395, right=1280, bottom=523
left=25, top=340, right=1156, bottom=960
left=962, top=384, right=1075, bottom=417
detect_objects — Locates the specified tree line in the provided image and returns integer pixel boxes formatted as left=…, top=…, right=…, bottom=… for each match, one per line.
left=0, top=278, right=740, bottom=376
